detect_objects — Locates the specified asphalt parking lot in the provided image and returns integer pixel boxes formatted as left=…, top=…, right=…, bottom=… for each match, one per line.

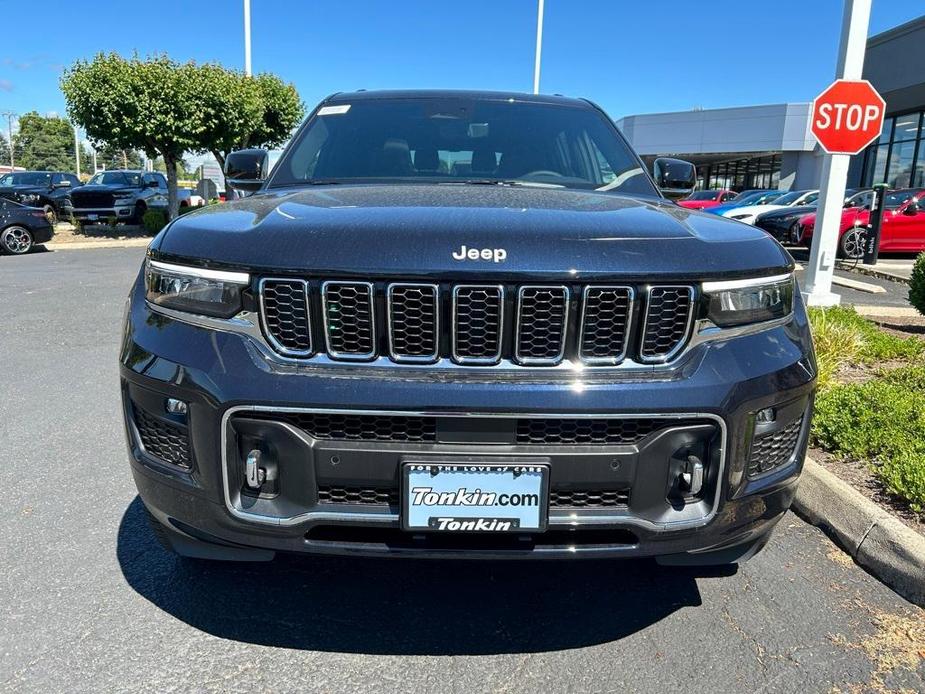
left=1, top=247, right=923, bottom=693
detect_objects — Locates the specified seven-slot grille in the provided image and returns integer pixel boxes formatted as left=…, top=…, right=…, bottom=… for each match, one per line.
left=258, top=279, right=696, bottom=367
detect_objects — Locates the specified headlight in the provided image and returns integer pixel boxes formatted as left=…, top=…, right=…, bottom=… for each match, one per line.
left=702, top=273, right=794, bottom=328
left=18, top=193, right=40, bottom=203
left=145, top=259, right=249, bottom=318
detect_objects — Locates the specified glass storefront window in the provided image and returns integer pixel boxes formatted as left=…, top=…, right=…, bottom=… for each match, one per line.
left=862, top=110, right=924, bottom=188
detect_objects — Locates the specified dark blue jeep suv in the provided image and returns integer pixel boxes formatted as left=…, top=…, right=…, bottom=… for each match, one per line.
left=121, top=90, right=815, bottom=565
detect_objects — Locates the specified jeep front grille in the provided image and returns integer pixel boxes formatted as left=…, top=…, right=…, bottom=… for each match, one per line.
left=639, top=286, right=695, bottom=362
left=258, top=278, right=697, bottom=367
left=322, top=281, right=376, bottom=359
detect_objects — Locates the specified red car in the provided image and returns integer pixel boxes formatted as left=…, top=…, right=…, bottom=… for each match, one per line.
left=797, top=188, right=925, bottom=258
left=677, top=189, right=737, bottom=210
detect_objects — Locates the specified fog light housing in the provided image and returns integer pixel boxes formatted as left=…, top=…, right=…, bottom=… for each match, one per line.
left=756, top=407, right=776, bottom=424
left=165, top=398, right=188, bottom=415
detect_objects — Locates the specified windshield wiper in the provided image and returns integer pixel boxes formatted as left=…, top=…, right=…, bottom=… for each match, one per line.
left=450, top=179, right=566, bottom=189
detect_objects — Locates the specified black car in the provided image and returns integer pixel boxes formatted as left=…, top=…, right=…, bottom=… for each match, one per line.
left=121, top=90, right=815, bottom=566
left=755, top=188, right=873, bottom=244
left=70, top=170, right=168, bottom=224
left=0, top=171, right=81, bottom=224
left=0, top=197, right=54, bottom=254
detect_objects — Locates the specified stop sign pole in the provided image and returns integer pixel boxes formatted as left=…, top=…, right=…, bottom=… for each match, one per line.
left=803, top=0, right=880, bottom=307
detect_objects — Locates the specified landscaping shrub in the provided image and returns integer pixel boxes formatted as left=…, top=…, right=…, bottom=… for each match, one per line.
left=910, top=252, right=925, bottom=316
left=808, top=305, right=925, bottom=368
left=142, top=209, right=168, bottom=234
left=813, top=369, right=925, bottom=512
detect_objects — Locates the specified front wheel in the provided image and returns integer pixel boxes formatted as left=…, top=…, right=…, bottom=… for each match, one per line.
left=43, top=204, right=57, bottom=225
left=0, top=225, right=34, bottom=255
left=838, top=226, right=866, bottom=259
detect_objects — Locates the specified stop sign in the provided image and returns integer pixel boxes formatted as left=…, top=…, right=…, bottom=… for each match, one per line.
left=811, top=79, right=886, bottom=155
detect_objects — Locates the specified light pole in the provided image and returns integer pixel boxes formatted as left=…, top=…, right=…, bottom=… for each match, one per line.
left=802, top=0, right=873, bottom=307
left=533, top=0, right=544, bottom=94
left=244, top=0, right=252, bottom=77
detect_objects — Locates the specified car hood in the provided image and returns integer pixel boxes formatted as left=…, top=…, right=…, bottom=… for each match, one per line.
left=0, top=184, right=45, bottom=195
left=756, top=205, right=818, bottom=222
left=154, top=184, right=792, bottom=280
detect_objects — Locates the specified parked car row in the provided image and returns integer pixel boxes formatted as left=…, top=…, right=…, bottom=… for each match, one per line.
left=682, top=186, right=925, bottom=258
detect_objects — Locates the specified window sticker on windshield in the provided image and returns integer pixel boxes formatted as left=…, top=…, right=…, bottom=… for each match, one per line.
left=318, top=104, right=351, bottom=115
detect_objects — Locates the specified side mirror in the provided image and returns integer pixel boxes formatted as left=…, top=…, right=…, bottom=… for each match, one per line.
left=225, top=149, right=269, bottom=194
left=53, top=180, right=71, bottom=189
left=903, top=202, right=919, bottom=216
left=652, top=157, right=696, bottom=200
left=146, top=179, right=160, bottom=188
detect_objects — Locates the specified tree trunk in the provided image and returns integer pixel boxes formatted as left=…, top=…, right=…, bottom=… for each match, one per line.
left=211, top=150, right=231, bottom=201
left=164, top=151, right=179, bottom=220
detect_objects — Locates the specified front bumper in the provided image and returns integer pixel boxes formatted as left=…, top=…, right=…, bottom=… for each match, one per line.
left=121, top=278, right=816, bottom=559
left=72, top=204, right=135, bottom=220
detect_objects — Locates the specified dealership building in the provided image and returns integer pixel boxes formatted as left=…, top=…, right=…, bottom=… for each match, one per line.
left=615, top=14, right=925, bottom=192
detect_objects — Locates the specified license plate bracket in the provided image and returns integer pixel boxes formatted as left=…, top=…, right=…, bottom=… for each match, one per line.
left=402, top=462, right=549, bottom=532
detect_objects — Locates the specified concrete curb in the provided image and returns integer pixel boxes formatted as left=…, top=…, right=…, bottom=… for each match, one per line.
left=42, top=238, right=152, bottom=251
left=836, top=260, right=910, bottom=286
left=792, top=458, right=925, bottom=607
left=853, top=305, right=920, bottom=318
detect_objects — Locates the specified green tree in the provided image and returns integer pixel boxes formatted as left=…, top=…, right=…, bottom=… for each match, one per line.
left=94, top=142, right=143, bottom=171
left=193, top=68, right=303, bottom=186
left=12, top=112, right=80, bottom=172
left=0, top=131, right=10, bottom=168
left=61, top=53, right=205, bottom=218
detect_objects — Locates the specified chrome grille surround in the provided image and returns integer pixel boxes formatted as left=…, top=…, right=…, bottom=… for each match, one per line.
left=258, top=278, right=313, bottom=357
left=387, top=283, right=440, bottom=363
left=321, top=281, right=376, bottom=360
left=514, top=285, right=570, bottom=365
left=578, top=285, right=634, bottom=365
left=451, top=284, right=505, bottom=365
left=639, top=285, right=696, bottom=364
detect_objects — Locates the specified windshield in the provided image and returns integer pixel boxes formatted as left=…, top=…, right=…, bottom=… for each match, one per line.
left=87, top=171, right=142, bottom=186
left=687, top=191, right=720, bottom=200
left=883, top=190, right=918, bottom=209
left=772, top=191, right=807, bottom=206
left=272, top=97, right=655, bottom=195
left=0, top=172, right=52, bottom=186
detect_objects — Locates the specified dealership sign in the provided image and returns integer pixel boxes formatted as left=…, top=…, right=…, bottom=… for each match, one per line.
left=811, top=79, right=886, bottom=155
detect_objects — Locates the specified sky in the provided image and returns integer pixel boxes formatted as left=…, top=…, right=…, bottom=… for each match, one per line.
left=0, top=0, right=921, bottom=162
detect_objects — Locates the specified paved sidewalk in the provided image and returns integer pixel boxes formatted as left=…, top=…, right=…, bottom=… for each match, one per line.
left=837, top=258, right=914, bottom=284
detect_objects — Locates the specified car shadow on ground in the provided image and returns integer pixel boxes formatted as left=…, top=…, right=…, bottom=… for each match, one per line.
left=117, top=496, right=730, bottom=655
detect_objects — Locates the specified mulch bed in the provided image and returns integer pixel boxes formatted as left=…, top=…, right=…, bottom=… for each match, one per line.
left=48, top=222, right=155, bottom=244
left=812, top=312, right=925, bottom=538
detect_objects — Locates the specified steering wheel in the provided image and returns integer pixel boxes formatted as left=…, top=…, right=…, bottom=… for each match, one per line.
left=522, top=170, right=564, bottom=178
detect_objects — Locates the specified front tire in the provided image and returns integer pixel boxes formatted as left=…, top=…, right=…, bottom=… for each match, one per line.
left=838, top=226, right=865, bottom=259
left=130, top=202, right=146, bottom=226
left=0, top=225, right=34, bottom=255
left=43, top=204, right=57, bottom=226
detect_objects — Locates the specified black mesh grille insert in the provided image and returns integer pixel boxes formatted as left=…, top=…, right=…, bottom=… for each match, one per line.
left=388, top=284, right=439, bottom=361
left=133, top=405, right=191, bottom=468
left=549, top=489, right=630, bottom=508
left=516, top=418, right=676, bottom=445
left=317, top=486, right=399, bottom=506
left=641, top=286, right=694, bottom=361
left=272, top=413, right=438, bottom=442
left=453, top=285, right=503, bottom=363
left=516, top=286, right=569, bottom=364
left=748, top=416, right=803, bottom=477
left=323, top=282, right=376, bottom=359
left=260, top=279, right=312, bottom=355
left=580, top=286, right=633, bottom=363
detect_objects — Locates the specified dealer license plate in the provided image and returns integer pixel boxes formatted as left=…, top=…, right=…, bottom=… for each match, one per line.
left=403, top=462, right=548, bottom=532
